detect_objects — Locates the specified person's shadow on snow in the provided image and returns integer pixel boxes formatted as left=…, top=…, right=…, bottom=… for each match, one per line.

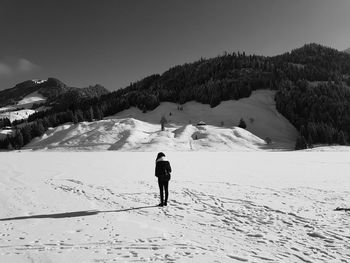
left=0, top=205, right=157, bottom=221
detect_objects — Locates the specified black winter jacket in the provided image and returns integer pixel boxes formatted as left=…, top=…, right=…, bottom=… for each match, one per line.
left=155, top=157, right=172, bottom=181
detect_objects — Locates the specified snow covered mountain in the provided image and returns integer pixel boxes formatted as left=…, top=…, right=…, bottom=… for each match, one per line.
left=0, top=78, right=108, bottom=126
left=25, top=90, right=298, bottom=151
left=344, top=48, right=350, bottom=54
left=0, top=78, right=108, bottom=108
left=0, top=78, right=63, bottom=107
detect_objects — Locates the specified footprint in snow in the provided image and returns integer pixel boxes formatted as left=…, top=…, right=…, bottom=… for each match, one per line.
left=307, top=232, right=326, bottom=239
left=247, top=233, right=264, bottom=238
left=227, top=255, right=248, bottom=261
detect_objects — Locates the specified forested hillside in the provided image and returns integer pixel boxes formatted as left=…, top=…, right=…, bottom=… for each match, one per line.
left=1, top=43, right=350, bottom=150
left=276, top=80, right=350, bottom=148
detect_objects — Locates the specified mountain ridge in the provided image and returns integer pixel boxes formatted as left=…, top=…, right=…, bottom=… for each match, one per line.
left=0, top=78, right=108, bottom=108
left=1, top=43, right=350, bottom=150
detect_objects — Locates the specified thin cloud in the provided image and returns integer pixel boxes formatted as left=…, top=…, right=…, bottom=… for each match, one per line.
left=17, top=58, right=39, bottom=72
left=0, top=58, right=40, bottom=78
left=0, top=63, right=12, bottom=76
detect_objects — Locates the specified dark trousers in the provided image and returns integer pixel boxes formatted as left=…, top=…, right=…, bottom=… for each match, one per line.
left=158, top=179, right=169, bottom=204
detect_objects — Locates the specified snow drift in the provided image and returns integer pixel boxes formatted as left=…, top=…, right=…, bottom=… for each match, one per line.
left=26, top=118, right=267, bottom=151
left=25, top=90, right=298, bottom=151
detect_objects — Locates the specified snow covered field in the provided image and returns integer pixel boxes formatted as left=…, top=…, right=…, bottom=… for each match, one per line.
left=1, top=152, right=350, bottom=262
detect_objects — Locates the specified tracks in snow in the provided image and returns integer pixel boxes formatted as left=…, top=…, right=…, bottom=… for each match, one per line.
left=1, top=179, right=350, bottom=262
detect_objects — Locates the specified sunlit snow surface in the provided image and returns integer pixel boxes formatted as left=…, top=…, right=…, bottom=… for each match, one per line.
left=25, top=90, right=298, bottom=151
left=17, top=91, right=46, bottom=108
left=0, top=109, right=36, bottom=123
left=0, top=152, right=349, bottom=262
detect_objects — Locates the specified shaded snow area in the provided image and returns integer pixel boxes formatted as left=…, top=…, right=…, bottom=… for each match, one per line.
left=0, top=152, right=350, bottom=262
left=25, top=90, right=298, bottom=151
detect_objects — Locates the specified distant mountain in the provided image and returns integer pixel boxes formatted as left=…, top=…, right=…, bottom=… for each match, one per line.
left=0, top=78, right=109, bottom=108
left=345, top=48, right=350, bottom=54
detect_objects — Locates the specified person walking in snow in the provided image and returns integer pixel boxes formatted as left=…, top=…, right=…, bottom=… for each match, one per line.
left=155, top=152, right=172, bottom=207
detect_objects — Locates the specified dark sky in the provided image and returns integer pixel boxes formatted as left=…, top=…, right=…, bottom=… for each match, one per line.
left=0, top=0, right=349, bottom=91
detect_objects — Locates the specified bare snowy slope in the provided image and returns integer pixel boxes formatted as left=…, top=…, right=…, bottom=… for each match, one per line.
left=17, top=91, right=47, bottom=108
left=26, top=119, right=266, bottom=151
left=0, top=152, right=349, bottom=262
left=25, top=90, right=298, bottom=151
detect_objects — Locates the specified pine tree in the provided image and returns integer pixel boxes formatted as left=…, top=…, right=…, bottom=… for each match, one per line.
left=0, top=118, right=11, bottom=128
left=93, top=106, right=103, bottom=120
left=67, top=110, right=76, bottom=123
left=337, top=131, right=347, bottom=145
left=295, top=135, right=308, bottom=150
left=48, top=115, right=58, bottom=127
left=72, top=112, right=78, bottom=124
left=87, top=107, right=94, bottom=122
left=14, top=131, right=24, bottom=149
left=4, top=117, right=11, bottom=127
left=31, top=121, right=45, bottom=138
left=265, top=137, right=272, bottom=145
left=76, top=109, right=84, bottom=122
left=42, top=117, right=50, bottom=129
left=21, top=126, right=32, bottom=145
left=160, top=116, right=167, bottom=131
left=7, top=141, right=13, bottom=150
left=307, top=136, right=313, bottom=148
left=238, top=118, right=247, bottom=129
left=0, top=137, right=10, bottom=149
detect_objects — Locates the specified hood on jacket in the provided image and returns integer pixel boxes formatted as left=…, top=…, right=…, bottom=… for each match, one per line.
left=156, top=156, right=168, bottom=162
